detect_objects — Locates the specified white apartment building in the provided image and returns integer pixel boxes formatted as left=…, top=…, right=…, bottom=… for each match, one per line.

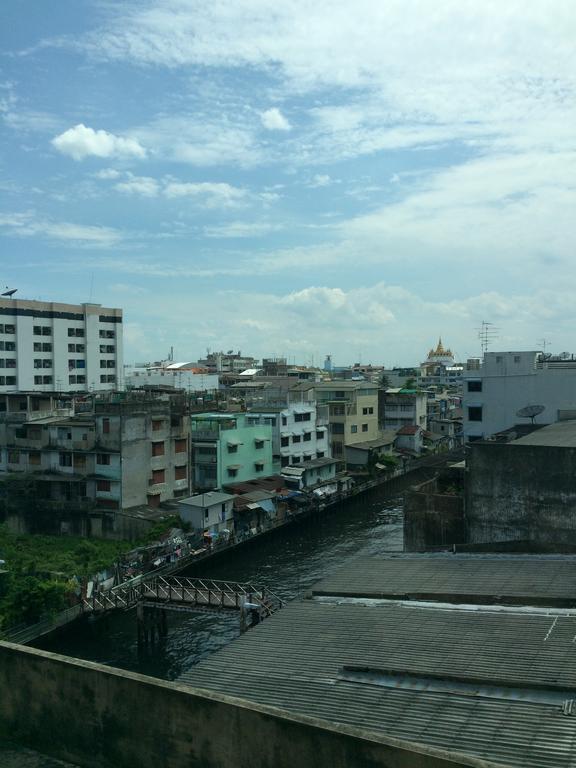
left=0, top=299, right=123, bottom=393
left=463, top=351, right=576, bottom=440
left=246, top=403, right=330, bottom=468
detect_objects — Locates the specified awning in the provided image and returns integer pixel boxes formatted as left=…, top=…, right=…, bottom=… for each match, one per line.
left=227, top=440, right=242, bottom=446
left=227, top=464, right=243, bottom=470
left=281, top=467, right=305, bottom=477
left=246, top=502, right=263, bottom=510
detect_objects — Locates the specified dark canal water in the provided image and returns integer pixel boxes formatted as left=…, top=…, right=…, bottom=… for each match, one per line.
left=37, top=489, right=403, bottom=681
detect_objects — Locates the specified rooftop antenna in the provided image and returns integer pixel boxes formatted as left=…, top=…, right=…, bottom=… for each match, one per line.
left=538, top=338, right=550, bottom=354
left=477, top=321, right=498, bottom=355
left=1, top=287, right=17, bottom=298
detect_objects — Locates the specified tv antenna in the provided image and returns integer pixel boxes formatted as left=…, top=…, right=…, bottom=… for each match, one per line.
left=478, top=321, right=498, bottom=355
left=516, top=404, right=545, bottom=425
left=538, top=338, right=550, bottom=354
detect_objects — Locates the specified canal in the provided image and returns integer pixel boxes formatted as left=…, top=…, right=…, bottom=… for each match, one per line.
left=37, top=487, right=403, bottom=681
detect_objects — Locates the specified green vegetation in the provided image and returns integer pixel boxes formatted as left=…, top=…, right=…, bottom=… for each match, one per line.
left=0, top=514, right=184, bottom=633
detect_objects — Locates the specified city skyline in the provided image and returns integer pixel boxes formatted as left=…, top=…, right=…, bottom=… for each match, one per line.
left=2, top=1, right=575, bottom=365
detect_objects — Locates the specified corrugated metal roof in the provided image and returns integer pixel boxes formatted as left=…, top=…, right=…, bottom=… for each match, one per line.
left=181, top=601, right=576, bottom=768
left=312, top=554, right=576, bottom=606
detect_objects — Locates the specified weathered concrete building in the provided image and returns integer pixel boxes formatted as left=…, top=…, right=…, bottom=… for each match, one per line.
left=465, top=420, right=576, bottom=547
left=0, top=391, right=190, bottom=536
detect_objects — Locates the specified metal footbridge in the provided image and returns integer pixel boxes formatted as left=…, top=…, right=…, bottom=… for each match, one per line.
left=83, top=575, right=284, bottom=620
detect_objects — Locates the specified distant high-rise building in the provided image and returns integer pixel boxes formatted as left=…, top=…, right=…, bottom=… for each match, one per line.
left=0, top=298, right=123, bottom=393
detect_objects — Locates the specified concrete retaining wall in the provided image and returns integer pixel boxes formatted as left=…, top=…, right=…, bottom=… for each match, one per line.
left=0, top=641, right=504, bottom=768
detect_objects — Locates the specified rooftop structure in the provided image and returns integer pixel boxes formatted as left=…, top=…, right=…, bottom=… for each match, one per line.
left=183, top=554, right=576, bottom=768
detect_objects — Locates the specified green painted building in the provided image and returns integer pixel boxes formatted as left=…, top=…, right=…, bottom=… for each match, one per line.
left=190, top=413, right=274, bottom=490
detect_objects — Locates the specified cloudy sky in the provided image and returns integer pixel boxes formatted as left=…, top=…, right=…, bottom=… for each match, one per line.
left=2, top=1, right=575, bottom=366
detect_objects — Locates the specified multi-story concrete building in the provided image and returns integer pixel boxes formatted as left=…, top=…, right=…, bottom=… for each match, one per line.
left=190, top=413, right=274, bottom=491
left=288, top=381, right=380, bottom=462
left=246, top=404, right=330, bottom=468
left=0, top=391, right=189, bottom=536
left=463, top=351, right=576, bottom=440
left=0, top=298, right=123, bottom=393
left=379, top=388, right=427, bottom=432
left=197, top=350, right=258, bottom=374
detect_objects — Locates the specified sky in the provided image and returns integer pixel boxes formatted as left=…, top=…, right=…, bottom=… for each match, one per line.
left=1, top=1, right=575, bottom=367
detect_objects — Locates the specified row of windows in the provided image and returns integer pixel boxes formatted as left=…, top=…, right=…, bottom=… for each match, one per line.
left=0, top=324, right=15, bottom=334
left=227, top=462, right=265, bottom=478
left=69, top=376, right=86, bottom=385
left=69, top=344, right=85, bottom=353
left=332, top=423, right=369, bottom=435
left=362, top=406, right=374, bottom=415
left=34, top=376, right=53, bottom=385
left=149, top=466, right=188, bottom=485
left=34, top=359, right=52, bottom=368
left=100, top=375, right=116, bottom=383
left=100, top=360, right=115, bottom=369
left=100, top=344, right=115, bottom=353
left=0, top=341, right=15, bottom=351
left=68, top=360, right=85, bottom=370
left=34, top=342, right=52, bottom=352
left=0, top=376, right=16, bottom=385
left=0, top=358, right=17, bottom=368
left=280, top=452, right=325, bottom=467
left=33, top=326, right=52, bottom=336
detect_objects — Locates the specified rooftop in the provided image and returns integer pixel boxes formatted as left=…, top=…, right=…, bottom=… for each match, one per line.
left=511, top=420, right=576, bottom=448
left=183, top=597, right=576, bottom=768
left=177, top=492, right=235, bottom=507
left=345, top=433, right=397, bottom=451
left=312, top=553, right=576, bottom=606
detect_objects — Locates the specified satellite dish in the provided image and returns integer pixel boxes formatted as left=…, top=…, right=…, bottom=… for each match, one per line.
left=516, top=404, right=545, bottom=424
left=1, top=287, right=17, bottom=298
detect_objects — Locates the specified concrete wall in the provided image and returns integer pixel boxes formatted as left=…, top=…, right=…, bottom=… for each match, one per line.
left=466, top=442, right=576, bottom=545
left=0, top=641, right=504, bottom=768
left=404, top=476, right=465, bottom=551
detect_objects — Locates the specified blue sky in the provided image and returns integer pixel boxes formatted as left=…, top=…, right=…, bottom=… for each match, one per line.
left=2, top=1, right=575, bottom=366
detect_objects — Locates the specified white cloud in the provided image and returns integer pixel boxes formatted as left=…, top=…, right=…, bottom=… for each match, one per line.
left=115, top=175, right=160, bottom=197
left=52, top=123, right=146, bottom=161
left=260, top=107, right=291, bottom=131
left=309, top=174, right=333, bottom=187
left=0, top=211, right=122, bottom=247
left=93, top=168, right=122, bottom=180
left=163, top=181, right=247, bottom=207
left=204, top=221, right=283, bottom=238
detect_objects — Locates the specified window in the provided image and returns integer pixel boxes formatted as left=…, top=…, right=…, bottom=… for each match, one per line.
left=303, top=454, right=312, bottom=462
left=102, top=418, right=110, bottom=434
left=495, top=355, right=502, bottom=363
left=33, top=326, right=41, bottom=335
left=8, top=450, right=20, bottom=464
left=362, top=407, right=374, bottom=415
left=281, top=416, right=288, bottom=426
left=332, top=423, right=344, bottom=435
left=152, top=419, right=163, bottom=431
left=467, top=380, right=482, bottom=392
left=254, top=439, right=265, bottom=449
left=351, top=425, right=358, bottom=433
left=100, top=344, right=115, bottom=353
left=227, top=443, right=238, bottom=453
left=28, top=451, right=41, bottom=466
left=0, top=376, right=16, bottom=385
left=175, top=465, right=187, bottom=480
left=59, top=453, right=72, bottom=467
left=362, top=423, right=369, bottom=432
left=292, top=434, right=301, bottom=443
left=254, top=461, right=264, bottom=472
left=227, top=467, right=238, bottom=478
left=150, top=469, right=165, bottom=485
left=34, top=376, right=43, bottom=385
left=68, top=328, right=84, bottom=337
left=99, top=329, right=115, bottom=339
left=514, top=355, right=521, bottom=363
left=42, top=327, right=51, bottom=336
left=34, top=342, right=52, bottom=352
left=97, top=480, right=111, bottom=492
left=97, top=453, right=111, bottom=465
left=68, top=343, right=85, bottom=353
left=152, top=441, right=165, bottom=457
left=100, top=375, right=115, bottom=383
left=294, top=412, right=311, bottom=422
left=316, top=430, right=324, bottom=440
left=317, top=451, right=325, bottom=458
left=303, top=432, right=312, bottom=441
left=106, top=360, right=115, bottom=369
left=1, top=325, right=15, bottom=334
left=42, top=359, right=52, bottom=368
left=0, top=341, right=15, bottom=351
left=281, top=436, right=290, bottom=447
left=468, top=406, right=483, bottom=422
left=332, top=404, right=345, bottom=416
left=68, top=375, right=85, bottom=384
left=332, top=442, right=343, bottom=456
left=291, top=456, right=301, bottom=464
